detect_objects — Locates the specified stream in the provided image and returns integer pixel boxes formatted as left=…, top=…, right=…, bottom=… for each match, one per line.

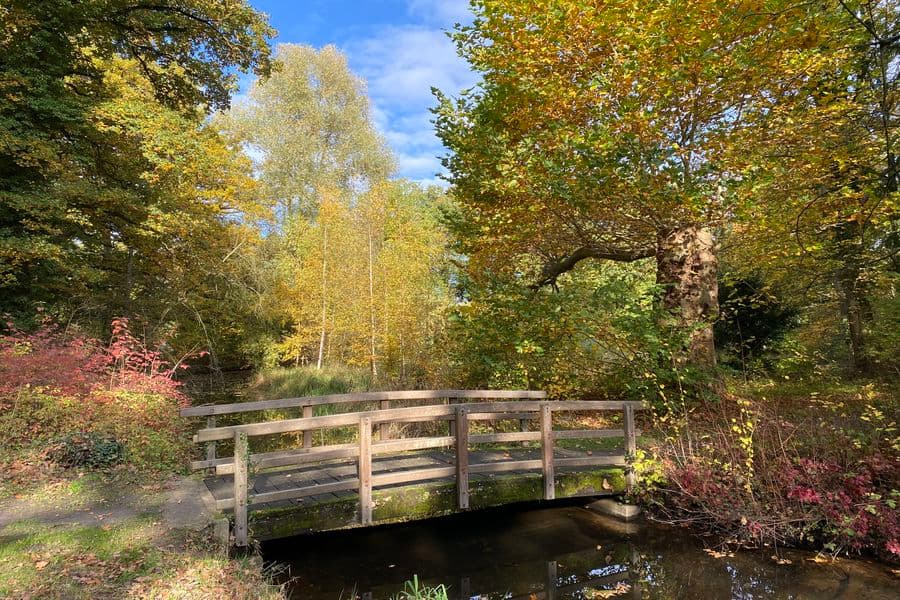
left=263, top=503, right=898, bottom=600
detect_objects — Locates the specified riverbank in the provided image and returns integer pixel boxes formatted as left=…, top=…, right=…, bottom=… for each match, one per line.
left=0, top=471, right=285, bottom=599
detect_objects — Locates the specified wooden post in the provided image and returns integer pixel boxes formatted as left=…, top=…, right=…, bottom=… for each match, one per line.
left=378, top=399, right=389, bottom=440
left=540, top=404, right=555, bottom=500
left=447, top=397, right=456, bottom=438
left=205, top=415, right=217, bottom=462
left=233, top=431, right=249, bottom=546
left=519, top=416, right=529, bottom=447
left=302, top=405, right=313, bottom=449
left=629, top=545, right=643, bottom=600
left=358, top=416, right=373, bottom=525
left=546, top=560, right=558, bottom=600
left=624, top=403, right=636, bottom=489
left=456, top=406, right=469, bottom=509
left=459, top=577, right=471, bottom=600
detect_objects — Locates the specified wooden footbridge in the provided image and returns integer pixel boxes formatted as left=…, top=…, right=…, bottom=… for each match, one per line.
left=181, top=390, right=645, bottom=546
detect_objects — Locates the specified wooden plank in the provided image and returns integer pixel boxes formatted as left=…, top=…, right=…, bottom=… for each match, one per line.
left=373, top=436, right=454, bottom=454
left=358, top=416, right=373, bottom=525
left=470, top=431, right=540, bottom=444
left=196, top=404, right=456, bottom=442
left=447, top=398, right=456, bottom=439
left=541, top=404, right=555, bottom=500
left=624, top=403, right=636, bottom=489
left=241, top=445, right=357, bottom=473
left=205, top=416, right=217, bottom=462
left=196, top=401, right=647, bottom=442
left=469, top=412, right=537, bottom=422
left=546, top=560, right=557, bottom=600
left=519, top=417, right=530, bottom=447
left=181, top=389, right=548, bottom=417
left=548, top=400, right=647, bottom=411
left=233, top=431, right=249, bottom=546
left=302, top=405, right=313, bottom=449
left=554, top=455, right=627, bottom=468
left=554, top=428, right=641, bottom=440
left=371, top=466, right=456, bottom=487
left=469, top=459, right=543, bottom=474
left=378, top=399, right=390, bottom=440
left=249, top=479, right=360, bottom=505
left=209, top=444, right=356, bottom=475
left=456, top=407, right=469, bottom=509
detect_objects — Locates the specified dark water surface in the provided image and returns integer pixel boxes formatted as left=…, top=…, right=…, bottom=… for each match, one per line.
left=263, top=503, right=898, bottom=600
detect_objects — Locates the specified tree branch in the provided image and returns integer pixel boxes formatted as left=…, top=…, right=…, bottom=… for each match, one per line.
left=531, top=246, right=655, bottom=289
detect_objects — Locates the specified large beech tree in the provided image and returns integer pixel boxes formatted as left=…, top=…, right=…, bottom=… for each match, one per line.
left=435, top=0, right=842, bottom=366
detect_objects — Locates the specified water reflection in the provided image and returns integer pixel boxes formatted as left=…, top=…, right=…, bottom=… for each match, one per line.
left=263, top=504, right=897, bottom=600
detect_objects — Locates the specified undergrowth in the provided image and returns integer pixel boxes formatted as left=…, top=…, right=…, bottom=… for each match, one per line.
left=637, top=378, right=899, bottom=563
left=0, top=318, right=193, bottom=495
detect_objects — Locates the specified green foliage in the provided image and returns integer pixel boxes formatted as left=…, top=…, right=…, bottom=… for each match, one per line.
left=445, top=259, right=683, bottom=401
left=1, top=1, right=273, bottom=315
left=47, top=432, right=125, bottom=469
left=714, top=274, right=799, bottom=372
left=392, top=576, right=449, bottom=600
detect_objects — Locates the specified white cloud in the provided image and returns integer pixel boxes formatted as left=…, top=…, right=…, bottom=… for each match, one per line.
left=406, top=0, right=473, bottom=25
left=344, top=23, right=478, bottom=181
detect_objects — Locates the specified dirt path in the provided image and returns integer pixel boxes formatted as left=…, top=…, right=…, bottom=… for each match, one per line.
left=0, top=475, right=214, bottom=532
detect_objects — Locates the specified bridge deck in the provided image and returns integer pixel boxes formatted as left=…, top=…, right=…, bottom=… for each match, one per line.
left=205, top=446, right=617, bottom=510
left=204, top=446, right=626, bottom=539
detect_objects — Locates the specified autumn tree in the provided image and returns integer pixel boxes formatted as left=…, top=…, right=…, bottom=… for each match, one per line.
left=728, top=0, right=899, bottom=373
left=221, top=45, right=449, bottom=378
left=435, top=0, right=843, bottom=367
left=0, top=1, right=273, bottom=314
left=216, top=44, right=394, bottom=222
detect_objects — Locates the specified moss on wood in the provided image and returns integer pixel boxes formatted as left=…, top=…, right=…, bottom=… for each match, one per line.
left=247, top=468, right=626, bottom=541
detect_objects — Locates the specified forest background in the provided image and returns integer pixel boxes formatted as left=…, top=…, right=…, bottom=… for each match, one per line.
left=1, top=0, right=898, bottom=566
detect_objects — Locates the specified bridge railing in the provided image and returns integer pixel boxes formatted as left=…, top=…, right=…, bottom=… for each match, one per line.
left=183, top=392, right=645, bottom=546
left=181, top=389, right=548, bottom=469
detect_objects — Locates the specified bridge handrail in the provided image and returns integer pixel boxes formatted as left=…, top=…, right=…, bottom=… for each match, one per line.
left=193, top=399, right=646, bottom=442
left=180, top=389, right=547, bottom=418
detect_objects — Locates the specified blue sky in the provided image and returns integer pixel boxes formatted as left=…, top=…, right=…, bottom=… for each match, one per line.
left=244, top=0, right=479, bottom=187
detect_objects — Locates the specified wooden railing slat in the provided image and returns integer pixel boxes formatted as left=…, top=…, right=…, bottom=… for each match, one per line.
left=181, top=389, right=549, bottom=417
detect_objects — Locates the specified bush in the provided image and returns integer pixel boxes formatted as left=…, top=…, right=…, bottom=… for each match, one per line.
left=47, top=432, right=125, bottom=468
left=639, top=382, right=900, bottom=562
left=0, top=317, right=192, bottom=475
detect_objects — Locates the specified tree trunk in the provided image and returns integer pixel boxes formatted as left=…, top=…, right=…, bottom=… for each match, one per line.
left=367, top=227, right=378, bottom=381
left=656, top=225, right=719, bottom=367
left=317, top=226, right=328, bottom=370
left=837, top=265, right=871, bottom=373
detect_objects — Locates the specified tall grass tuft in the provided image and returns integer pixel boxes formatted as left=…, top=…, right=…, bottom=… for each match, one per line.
left=392, top=576, right=449, bottom=600
left=247, top=365, right=373, bottom=400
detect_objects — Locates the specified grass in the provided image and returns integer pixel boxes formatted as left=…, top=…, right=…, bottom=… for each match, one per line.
left=0, top=471, right=287, bottom=599
left=247, top=365, right=372, bottom=400
left=391, top=575, right=449, bottom=600
left=0, top=517, right=285, bottom=599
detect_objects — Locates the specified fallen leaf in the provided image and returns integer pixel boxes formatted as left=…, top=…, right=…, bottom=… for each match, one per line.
left=34, top=561, right=48, bottom=570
